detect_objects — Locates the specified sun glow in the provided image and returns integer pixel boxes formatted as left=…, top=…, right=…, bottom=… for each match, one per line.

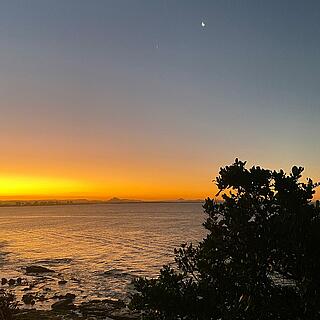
left=0, top=175, right=88, bottom=200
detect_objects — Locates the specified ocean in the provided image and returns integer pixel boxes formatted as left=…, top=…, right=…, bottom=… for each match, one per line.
left=0, top=203, right=205, bottom=308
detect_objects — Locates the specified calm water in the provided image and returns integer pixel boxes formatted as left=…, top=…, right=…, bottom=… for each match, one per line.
left=0, top=203, right=205, bottom=307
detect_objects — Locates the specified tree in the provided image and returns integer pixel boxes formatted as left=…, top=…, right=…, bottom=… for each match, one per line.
left=130, top=159, right=320, bottom=319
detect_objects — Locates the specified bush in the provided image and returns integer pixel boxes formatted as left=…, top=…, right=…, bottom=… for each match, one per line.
left=0, top=290, right=17, bottom=320
left=130, top=159, right=320, bottom=319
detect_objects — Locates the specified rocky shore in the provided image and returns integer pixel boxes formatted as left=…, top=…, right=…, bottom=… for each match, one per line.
left=14, top=299, right=139, bottom=320
left=1, top=265, right=140, bottom=320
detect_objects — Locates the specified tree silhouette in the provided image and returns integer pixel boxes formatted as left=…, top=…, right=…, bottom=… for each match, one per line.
left=130, top=159, right=320, bottom=319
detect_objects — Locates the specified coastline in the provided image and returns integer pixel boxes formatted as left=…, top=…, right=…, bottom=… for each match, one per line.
left=2, top=268, right=139, bottom=320
left=13, top=299, right=139, bottom=320
left=0, top=199, right=204, bottom=208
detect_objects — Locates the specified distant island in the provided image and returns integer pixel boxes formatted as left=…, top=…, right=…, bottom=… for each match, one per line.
left=0, top=198, right=204, bottom=207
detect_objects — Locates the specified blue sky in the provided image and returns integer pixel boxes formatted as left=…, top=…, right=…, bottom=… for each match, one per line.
left=0, top=0, right=319, bottom=199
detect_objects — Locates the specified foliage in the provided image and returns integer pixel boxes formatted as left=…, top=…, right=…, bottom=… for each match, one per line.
left=130, top=159, right=320, bottom=319
left=0, top=290, right=17, bottom=320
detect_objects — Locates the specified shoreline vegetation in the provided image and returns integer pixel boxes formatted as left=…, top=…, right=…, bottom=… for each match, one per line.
left=0, top=198, right=203, bottom=208
left=129, top=160, right=320, bottom=319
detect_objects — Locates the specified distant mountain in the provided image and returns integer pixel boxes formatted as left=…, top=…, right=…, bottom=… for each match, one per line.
left=172, top=198, right=203, bottom=203
left=106, top=197, right=142, bottom=203
left=106, top=197, right=203, bottom=203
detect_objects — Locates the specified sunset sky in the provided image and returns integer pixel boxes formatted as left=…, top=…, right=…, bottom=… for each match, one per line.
left=0, top=0, right=319, bottom=200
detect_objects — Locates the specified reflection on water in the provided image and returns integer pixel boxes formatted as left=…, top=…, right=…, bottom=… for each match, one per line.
left=0, top=203, right=205, bottom=306
left=0, top=240, right=9, bottom=267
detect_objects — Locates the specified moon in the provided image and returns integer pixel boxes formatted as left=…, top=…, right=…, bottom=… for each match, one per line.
left=201, top=21, right=206, bottom=28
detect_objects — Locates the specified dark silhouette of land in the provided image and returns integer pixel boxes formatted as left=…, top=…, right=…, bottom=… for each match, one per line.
left=0, top=198, right=203, bottom=208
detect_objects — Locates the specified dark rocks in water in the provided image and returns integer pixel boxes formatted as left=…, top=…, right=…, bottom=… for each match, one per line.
left=79, top=300, right=118, bottom=317
left=109, top=309, right=140, bottom=320
left=8, top=278, right=15, bottom=286
left=51, top=299, right=75, bottom=310
left=103, top=298, right=126, bottom=309
left=64, top=293, right=76, bottom=300
left=15, top=308, right=109, bottom=320
left=78, top=299, right=136, bottom=319
left=1, top=278, right=7, bottom=285
left=58, top=279, right=67, bottom=285
left=51, top=292, right=76, bottom=300
left=14, top=310, right=64, bottom=320
left=26, top=265, right=55, bottom=274
left=16, top=298, right=139, bottom=320
left=37, top=294, right=47, bottom=302
left=22, top=293, right=35, bottom=305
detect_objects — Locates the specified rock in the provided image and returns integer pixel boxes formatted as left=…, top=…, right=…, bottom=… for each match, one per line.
left=50, top=292, right=76, bottom=300
left=103, top=298, right=126, bottom=308
left=78, top=299, right=128, bottom=319
left=26, top=265, right=55, bottom=274
left=64, top=293, right=76, bottom=300
left=37, top=295, right=47, bottom=302
left=79, top=300, right=116, bottom=317
left=22, top=293, right=35, bottom=305
left=14, top=310, right=57, bottom=320
left=8, top=279, right=15, bottom=286
left=58, top=279, right=67, bottom=285
left=16, top=277, right=22, bottom=285
left=109, top=309, right=140, bottom=320
left=51, top=299, right=75, bottom=310
left=1, top=278, right=7, bottom=285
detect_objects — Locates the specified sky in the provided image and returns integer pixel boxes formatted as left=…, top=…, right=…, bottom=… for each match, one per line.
left=0, top=0, right=319, bottom=200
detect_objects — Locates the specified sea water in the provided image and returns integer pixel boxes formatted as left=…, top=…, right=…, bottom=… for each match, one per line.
left=0, top=203, right=205, bottom=308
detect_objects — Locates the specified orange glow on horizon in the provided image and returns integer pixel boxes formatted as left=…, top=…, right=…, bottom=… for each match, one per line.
left=0, top=175, right=89, bottom=200
left=0, top=173, right=319, bottom=201
left=0, top=153, right=319, bottom=202
left=0, top=174, right=215, bottom=201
